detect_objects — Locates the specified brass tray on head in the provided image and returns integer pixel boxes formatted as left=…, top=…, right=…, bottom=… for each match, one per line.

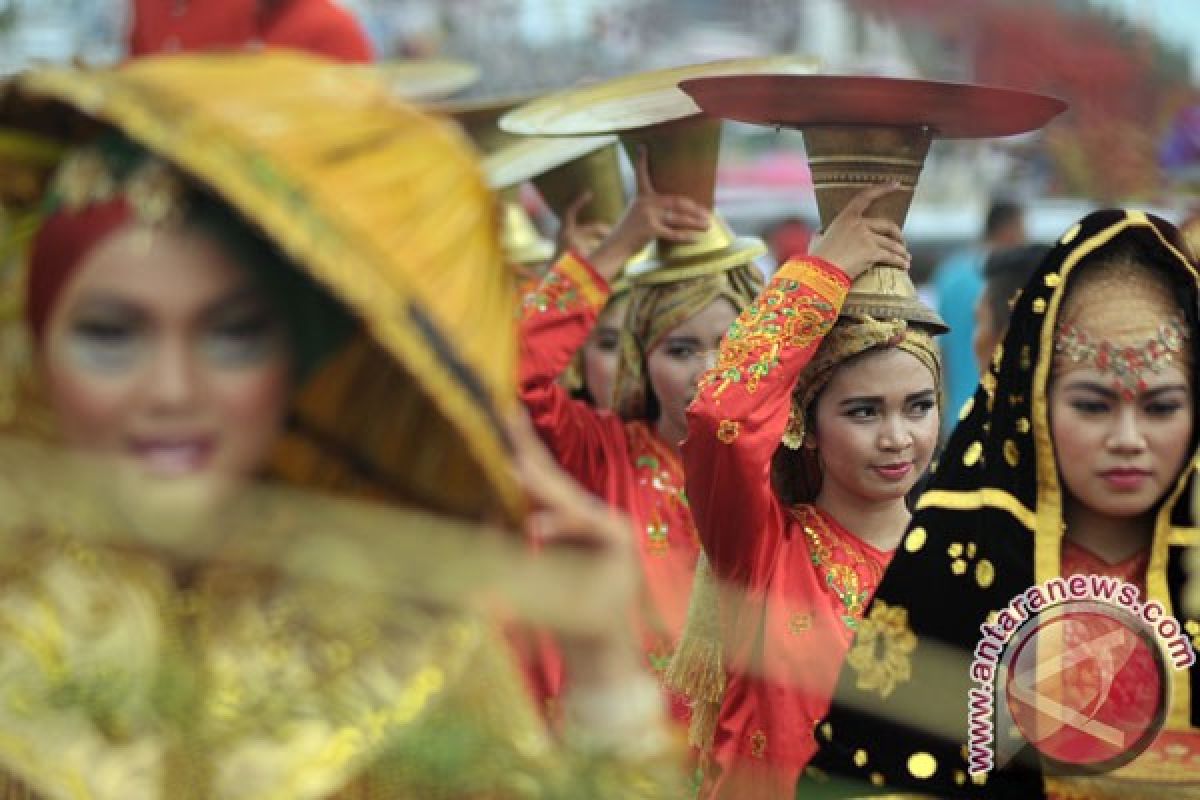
left=678, top=74, right=1065, bottom=332
left=676, top=74, right=1067, bottom=138
left=372, top=59, right=481, bottom=102
left=499, top=55, right=819, bottom=136
left=482, top=134, right=616, bottom=191
left=432, top=93, right=538, bottom=154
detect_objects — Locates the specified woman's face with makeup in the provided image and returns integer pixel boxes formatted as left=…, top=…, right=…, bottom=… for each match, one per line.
left=40, top=224, right=293, bottom=498
left=810, top=347, right=940, bottom=504
left=1050, top=360, right=1193, bottom=521
left=581, top=293, right=629, bottom=411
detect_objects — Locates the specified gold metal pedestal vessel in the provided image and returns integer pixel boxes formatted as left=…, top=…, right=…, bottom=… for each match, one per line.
left=679, top=74, right=1069, bottom=332
left=804, top=124, right=940, bottom=328
left=500, top=57, right=822, bottom=278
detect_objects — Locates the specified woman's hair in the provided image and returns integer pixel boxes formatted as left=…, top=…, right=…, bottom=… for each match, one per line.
left=982, top=243, right=1050, bottom=334
left=28, top=133, right=356, bottom=382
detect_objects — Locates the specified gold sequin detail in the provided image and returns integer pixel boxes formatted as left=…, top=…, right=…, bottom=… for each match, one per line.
left=870, top=772, right=885, bottom=787
left=1020, top=345, right=1032, bottom=370
left=820, top=722, right=833, bottom=741
left=908, top=752, right=938, bottom=779
left=717, top=419, right=740, bottom=444
left=904, top=527, right=927, bottom=553
left=963, top=441, right=983, bottom=467
left=990, top=345, right=1003, bottom=372
left=1186, top=620, right=1200, bottom=650
left=954, top=770, right=967, bottom=785
left=976, top=559, right=996, bottom=589
left=1003, top=439, right=1020, bottom=468
left=750, top=730, right=767, bottom=759
left=1015, top=417, right=1031, bottom=434
left=1044, top=272, right=1061, bottom=288
left=1060, top=223, right=1081, bottom=245
left=951, top=559, right=967, bottom=576
left=958, top=395, right=974, bottom=420
left=854, top=749, right=869, bottom=768
left=1032, top=297, right=1047, bottom=314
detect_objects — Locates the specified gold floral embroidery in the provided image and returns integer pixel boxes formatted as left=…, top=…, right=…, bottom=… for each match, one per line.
left=54, top=149, right=116, bottom=210
left=796, top=507, right=883, bottom=630
left=716, top=419, right=740, bottom=444
left=632, top=427, right=694, bottom=555
left=788, top=612, right=812, bottom=634
left=749, top=730, right=768, bottom=759
left=1054, top=312, right=1189, bottom=401
left=53, top=149, right=189, bottom=228
left=844, top=600, right=917, bottom=700
left=698, top=276, right=837, bottom=401
left=124, top=160, right=187, bottom=228
left=522, top=270, right=583, bottom=315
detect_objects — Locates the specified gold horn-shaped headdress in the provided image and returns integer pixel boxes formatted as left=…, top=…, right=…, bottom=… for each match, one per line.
left=500, top=56, right=819, bottom=280
left=440, top=94, right=554, bottom=268
left=483, top=133, right=624, bottom=272
left=483, top=134, right=623, bottom=226
left=359, top=58, right=481, bottom=103
left=679, top=74, right=1068, bottom=330
left=482, top=131, right=624, bottom=226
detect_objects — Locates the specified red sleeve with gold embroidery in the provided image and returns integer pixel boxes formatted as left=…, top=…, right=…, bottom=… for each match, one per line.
left=682, top=257, right=850, bottom=586
left=518, top=251, right=616, bottom=483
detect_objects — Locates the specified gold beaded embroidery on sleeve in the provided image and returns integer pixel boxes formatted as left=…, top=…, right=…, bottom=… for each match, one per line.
left=521, top=254, right=609, bottom=318
left=697, top=261, right=845, bottom=402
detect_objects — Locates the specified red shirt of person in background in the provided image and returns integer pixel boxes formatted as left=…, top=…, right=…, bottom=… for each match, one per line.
left=129, top=0, right=372, bottom=63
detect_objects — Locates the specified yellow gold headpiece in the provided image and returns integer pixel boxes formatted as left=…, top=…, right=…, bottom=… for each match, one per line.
left=8, top=52, right=521, bottom=520
left=1054, top=258, right=1192, bottom=400
left=368, top=58, right=480, bottom=102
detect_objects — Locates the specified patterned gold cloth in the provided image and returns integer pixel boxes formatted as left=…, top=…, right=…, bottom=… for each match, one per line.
left=0, top=53, right=681, bottom=799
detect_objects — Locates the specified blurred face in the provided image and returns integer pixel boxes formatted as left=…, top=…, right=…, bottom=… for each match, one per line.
left=581, top=293, right=629, bottom=411
left=811, top=348, right=939, bottom=504
left=1050, top=363, right=1192, bottom=520
left=972, top=291, right=1002, bottom=377
left=647, top=297, right=737, bottom=447
left=40, top=224, right=293, bottom=501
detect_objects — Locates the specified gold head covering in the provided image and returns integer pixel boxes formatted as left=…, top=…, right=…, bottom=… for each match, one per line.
left=2, top=51, right=520, bottom=521
left=774, top=316, right=942, bottom=503
left=1054, top=256, right=1192, bottom=400
left=668, top=314, right=942, bottom=749
left=807, top=211, right=1200, bottom=798
left=613, top=265, right=763, bottom=421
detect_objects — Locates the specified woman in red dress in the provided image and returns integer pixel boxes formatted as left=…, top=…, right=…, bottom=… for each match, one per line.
left=676, top=184, right=943, bottom=798
left=519, top=153, right=763, bottom=723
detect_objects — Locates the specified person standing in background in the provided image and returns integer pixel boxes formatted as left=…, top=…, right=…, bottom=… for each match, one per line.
left=129, top=0, right=372, bottom=62
left=971, top=242, right=1050, bottom=376
left=932, top=199, right=1025, bottom=433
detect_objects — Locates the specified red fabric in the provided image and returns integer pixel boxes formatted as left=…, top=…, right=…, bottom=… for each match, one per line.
left=27, top=200, right=131, bottom=341
left=1061, top=539, right=1149, bottom=594
left=129, top=0, right=257, bottom=55
left=517, top=253, right=701, bottom=728
left=130, top=0, right=372, bottom=63
left=259, top=0, right=372, bottom=63
left=682, top=258, right=895, bottom=799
